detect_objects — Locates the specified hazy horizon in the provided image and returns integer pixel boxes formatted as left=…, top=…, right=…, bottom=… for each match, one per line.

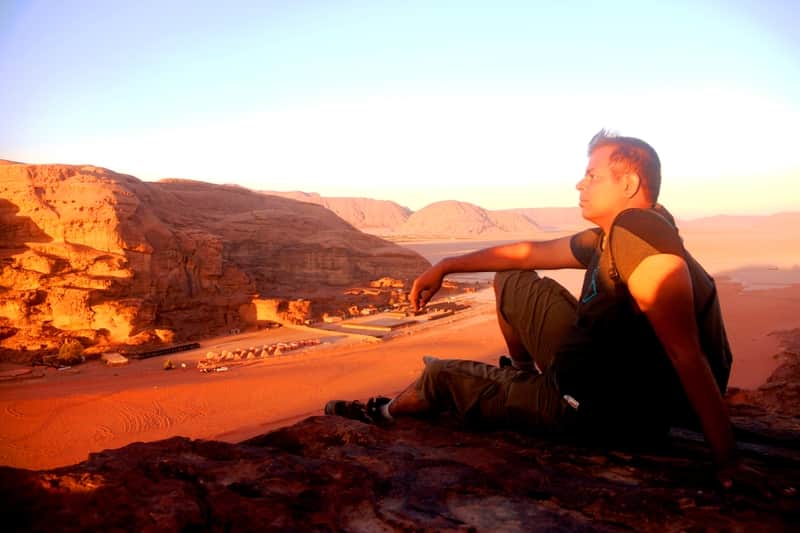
left=2, top=1, right=798, bottom=217
left=3, top=156, right=797, bottom=220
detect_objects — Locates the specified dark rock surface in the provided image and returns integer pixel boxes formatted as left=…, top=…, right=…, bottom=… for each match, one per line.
left=2, top=401, right=798, bottom=532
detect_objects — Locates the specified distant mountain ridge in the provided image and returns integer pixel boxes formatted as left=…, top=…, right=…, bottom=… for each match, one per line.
left=499, top=207, right=591, bottom=232
left=263, top=190, right=799, bottom=239
left=261, top=191, right=411, bottom=233
left=263, top=192, right=590, bottom=238
left=397, top=200, right=544, bottom=239
left=678, top=212, right=800, bottom=232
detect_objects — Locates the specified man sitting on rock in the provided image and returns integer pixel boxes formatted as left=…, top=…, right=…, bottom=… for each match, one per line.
left=326, top=130, right=761, bottom=490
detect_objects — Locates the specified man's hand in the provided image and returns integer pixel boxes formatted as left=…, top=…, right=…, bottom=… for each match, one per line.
left=409, top=265, right=444, bottom=312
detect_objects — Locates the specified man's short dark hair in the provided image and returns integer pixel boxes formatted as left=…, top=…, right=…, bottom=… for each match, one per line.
left=588, top=129, right=661, bottom=203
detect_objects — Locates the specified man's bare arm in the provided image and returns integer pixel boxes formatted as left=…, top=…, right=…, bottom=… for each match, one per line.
left=627, top=254, right=737, bottom=470
left=410, top=235, right=581, bottom=310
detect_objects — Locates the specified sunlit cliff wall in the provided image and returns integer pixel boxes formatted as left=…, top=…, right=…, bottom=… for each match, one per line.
left=0, top=162, right=429, bottom=357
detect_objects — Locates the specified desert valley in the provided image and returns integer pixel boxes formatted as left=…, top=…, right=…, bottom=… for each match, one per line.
left=1, top=160, right=799, bottom=529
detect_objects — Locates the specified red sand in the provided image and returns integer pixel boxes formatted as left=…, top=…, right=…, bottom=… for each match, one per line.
left=0, top=302, right=507, bottom=470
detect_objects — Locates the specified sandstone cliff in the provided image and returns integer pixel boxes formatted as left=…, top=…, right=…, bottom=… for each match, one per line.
left=0, top=164, right=429, bottom=358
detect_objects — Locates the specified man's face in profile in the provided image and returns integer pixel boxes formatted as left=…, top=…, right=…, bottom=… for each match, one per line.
left=576, top=145, right=627, bottom=225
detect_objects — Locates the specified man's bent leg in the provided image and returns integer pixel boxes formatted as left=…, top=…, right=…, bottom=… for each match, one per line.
left=493, top=273, right=533, bottom=368
left=494, top=271, right=578, bottom=373
left=410, top=357, right=568, bottom=432
left=414, top=358, right=514, bottom=427
left=327, top=357, right=569, bottom=433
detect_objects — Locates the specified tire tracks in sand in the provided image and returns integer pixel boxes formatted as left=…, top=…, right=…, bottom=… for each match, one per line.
left=98, top=394, right=211, bottom=444
left=1, top=390, right=211, bottom=468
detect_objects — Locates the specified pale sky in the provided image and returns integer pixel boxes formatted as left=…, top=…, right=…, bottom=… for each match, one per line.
left=2, top=0, right=799, bottom=217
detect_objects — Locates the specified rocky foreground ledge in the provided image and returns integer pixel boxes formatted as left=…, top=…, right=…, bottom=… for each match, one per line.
left=2, top=400, right=798, bottom=532
left=3, top=334, right=799, bottom=530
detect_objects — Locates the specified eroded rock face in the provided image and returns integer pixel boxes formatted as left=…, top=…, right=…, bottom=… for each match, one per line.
left=0, top=164, right=429, bottom=357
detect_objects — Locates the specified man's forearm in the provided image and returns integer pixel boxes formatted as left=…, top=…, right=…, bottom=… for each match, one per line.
left=436, top=242, right=538, bottom=274
left=435, top=236, right=581, bottom=274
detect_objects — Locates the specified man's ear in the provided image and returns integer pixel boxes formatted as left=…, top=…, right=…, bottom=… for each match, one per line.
left=623, top=173, right=641, bottom=198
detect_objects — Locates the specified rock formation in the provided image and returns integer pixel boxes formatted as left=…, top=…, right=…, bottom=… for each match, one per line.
left=0, top=163, right=429, bottom=359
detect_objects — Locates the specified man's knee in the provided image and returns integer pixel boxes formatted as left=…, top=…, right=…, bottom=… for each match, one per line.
left=414, top=358, right=461, bottom=412
left=494, top=270, right=542, bottom=317
left=420, top=357, right=446, bottom=386
left=494, top=271, right=525, bottom=302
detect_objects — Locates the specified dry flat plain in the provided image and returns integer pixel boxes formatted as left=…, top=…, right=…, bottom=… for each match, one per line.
left=1, top=224, right=799, bottom=471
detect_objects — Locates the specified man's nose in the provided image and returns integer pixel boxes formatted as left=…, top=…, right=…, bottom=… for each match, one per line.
left=575, top=177, right=586, bottom=190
